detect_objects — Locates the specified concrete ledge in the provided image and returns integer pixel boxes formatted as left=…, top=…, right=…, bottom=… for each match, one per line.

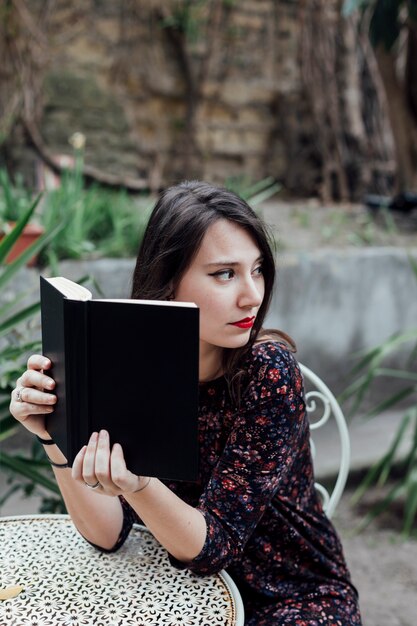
left=2, top=248, right=416, bottom=517
left=4, top=247, right=417, bottom=397
left=267, top=247, right=417, bottom=395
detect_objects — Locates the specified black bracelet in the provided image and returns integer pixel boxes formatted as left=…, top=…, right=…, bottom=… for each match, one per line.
left=45, top=453, right=69, bottom=468
left=36, top=435, right=55, bottom=445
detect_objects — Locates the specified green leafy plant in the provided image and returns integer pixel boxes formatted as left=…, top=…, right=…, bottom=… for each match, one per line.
left=341, top=258, right=417, bottom=536
left=225, top=176, right=281, bottom=207
left=0, top=169, right=37, bottom=225
left=0, top=200, right=66, bottom=514
left=39, top=168, right=278, bottom=268
left=39, top=166, right=153, bottom=270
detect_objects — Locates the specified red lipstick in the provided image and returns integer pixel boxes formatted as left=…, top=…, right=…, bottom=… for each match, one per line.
left=230, top=316, right=255, bottom=329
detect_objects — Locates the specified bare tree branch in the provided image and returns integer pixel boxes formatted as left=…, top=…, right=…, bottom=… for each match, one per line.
left=23, top=118, right=148, bottom=191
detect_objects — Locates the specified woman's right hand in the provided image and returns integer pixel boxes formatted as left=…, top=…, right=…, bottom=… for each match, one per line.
left=9, top=355, right=57, bottom=439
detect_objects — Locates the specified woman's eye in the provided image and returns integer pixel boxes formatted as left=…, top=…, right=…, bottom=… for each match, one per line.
left=210, top=269, right=235, bottom=281
left=252, top=265, right=263, bottom=276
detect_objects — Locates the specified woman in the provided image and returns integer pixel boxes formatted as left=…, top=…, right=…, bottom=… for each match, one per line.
left=10, top=181, right=362, bottom=625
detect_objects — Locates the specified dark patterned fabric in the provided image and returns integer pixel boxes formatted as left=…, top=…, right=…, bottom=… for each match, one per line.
left=117, top=342, right=361, bottom=624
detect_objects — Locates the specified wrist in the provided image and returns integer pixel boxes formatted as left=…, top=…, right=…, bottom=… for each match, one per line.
left=36, top=435, right=54, bottom=445
left=37, top=429, right=52, bottom=441
left=38, top=440, right=68, bottom=467
left=131, top=476, right=152, bottom=494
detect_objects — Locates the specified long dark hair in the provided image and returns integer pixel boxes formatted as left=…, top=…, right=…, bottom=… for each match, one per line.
left=131, top=181, right=294, bottom=399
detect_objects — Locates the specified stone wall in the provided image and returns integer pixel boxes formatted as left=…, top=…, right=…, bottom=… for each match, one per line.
left=5, top=1, right=332, bottom=193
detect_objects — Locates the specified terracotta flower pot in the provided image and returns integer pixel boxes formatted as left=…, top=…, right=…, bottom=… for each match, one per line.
left=0, top=222, right=44, bottom=267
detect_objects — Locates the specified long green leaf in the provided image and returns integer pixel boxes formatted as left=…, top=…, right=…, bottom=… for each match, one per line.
left=340, top=363, right=417, bottom=408
left=348, top=344, right=385, bottom=376
left=0, top=412, right=18, bottom=429
left=373, top=368, right=417, bottom=383
left=0, top=422, right=18, bottom=442
left=0, top=452, right=60, bottom=493
left=0, top=301, right=40, bottom=337
left=12, top=455, right=52, bottom=468
left=350, top=331, right=417, bottom=373
left=355, top=481, right=406, bottom=533
left=0, top=169, right=17, bottom=217
left=0, top=483, right=22, bottom=508
left=408, top=340, right=417, bottom=367
left=403, top=409, right=417, bottom=473
left=248, top=183, right=281, bottom=207
left=351, top=454, right=392, bottom=505
left=403, top=472, right=417, bottom=536
left=0, top=219, right=64, bottom=291
left=0, top=290, right=27, bottom=319
left=364, top=387, right=415, bottom=419
left=338, top=372, right=371, bottom=404
left=0, top=194, right=42, bottom=262
left=342, top=369, right=377, bottom=416
left=351, top=412, right=412, bottom=503
left=0, top=340, right=41, bottom=361
left=378, top=412, right=414, bottom=486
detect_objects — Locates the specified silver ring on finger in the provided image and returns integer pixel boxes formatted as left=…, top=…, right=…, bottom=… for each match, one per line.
left=84, top=480, right=100, bottom=489
left=16, top=387, right=25, bottom=402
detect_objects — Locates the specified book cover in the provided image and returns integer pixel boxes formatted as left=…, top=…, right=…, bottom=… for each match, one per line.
left=40, top=276, right=200, bottom=481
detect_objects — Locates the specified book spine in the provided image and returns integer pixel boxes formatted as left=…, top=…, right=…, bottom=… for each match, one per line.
left=64, top=300, right=90, bottom=462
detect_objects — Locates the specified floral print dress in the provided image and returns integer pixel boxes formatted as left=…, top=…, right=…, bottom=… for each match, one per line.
left=111, top=341, right=362, bottom=625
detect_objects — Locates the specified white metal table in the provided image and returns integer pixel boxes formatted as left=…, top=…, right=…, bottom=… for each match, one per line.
left=0, top=514, right=244, bottom=626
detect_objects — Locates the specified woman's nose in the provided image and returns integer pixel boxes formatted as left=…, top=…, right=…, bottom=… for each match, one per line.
left=238, top=277, right=264, bottom=308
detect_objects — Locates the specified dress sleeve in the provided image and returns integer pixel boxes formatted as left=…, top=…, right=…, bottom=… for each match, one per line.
left=169, top=345, right=307, bottom=575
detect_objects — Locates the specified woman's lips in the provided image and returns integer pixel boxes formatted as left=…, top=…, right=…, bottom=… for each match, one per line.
left=230, top=316, right=255, bottom=329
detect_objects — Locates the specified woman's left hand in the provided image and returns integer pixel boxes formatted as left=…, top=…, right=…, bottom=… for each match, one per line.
left=72, top=430, right=146, bottom=495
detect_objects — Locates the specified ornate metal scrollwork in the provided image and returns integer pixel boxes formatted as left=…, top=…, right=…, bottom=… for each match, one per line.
left=305, top=390, right=331, bottom=430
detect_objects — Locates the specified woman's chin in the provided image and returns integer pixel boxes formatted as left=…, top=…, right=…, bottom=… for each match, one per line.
left=222, top=334, right=252, bottom=349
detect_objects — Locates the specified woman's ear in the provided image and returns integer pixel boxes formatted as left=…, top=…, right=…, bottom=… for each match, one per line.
left=166, top=282, right=175, bottom=301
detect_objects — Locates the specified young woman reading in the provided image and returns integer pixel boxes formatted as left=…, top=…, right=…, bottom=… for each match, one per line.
left=10, top=181, right=362, bottom=625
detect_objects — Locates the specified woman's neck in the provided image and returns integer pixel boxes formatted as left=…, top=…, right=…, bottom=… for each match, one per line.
left=199, top=343, right=223, bottom=382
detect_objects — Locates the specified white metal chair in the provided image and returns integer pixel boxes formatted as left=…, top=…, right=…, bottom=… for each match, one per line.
left=299, top=363, right=350, bottom=519
left=222, top=363, right=350, bottom=622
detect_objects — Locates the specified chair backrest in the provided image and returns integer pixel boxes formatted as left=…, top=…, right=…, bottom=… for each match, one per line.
left=299, top=363, right=350, bottom=518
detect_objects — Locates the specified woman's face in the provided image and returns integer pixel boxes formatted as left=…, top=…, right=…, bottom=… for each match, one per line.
left=174, top=219, right=265, bottom=360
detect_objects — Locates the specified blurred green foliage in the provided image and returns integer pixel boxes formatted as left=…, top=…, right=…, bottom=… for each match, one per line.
left=38, top=164, right=154, bottom=272
left=0, top=197, right=66, bottom=514
left=341, top=257, right=417, bottom=536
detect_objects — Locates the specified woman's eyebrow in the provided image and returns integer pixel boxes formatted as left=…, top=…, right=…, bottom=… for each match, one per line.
left=204, top=261, right=239, bottom=268
left=204, top=256, right=263, bottom=269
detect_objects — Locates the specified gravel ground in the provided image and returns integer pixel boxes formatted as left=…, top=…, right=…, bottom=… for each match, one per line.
left=333, top=486, right=417, bottom=626
left=261, top=198, right=417, bottom=252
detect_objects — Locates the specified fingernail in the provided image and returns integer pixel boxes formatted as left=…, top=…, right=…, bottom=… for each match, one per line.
left=46, top=380, right=54, bottom=389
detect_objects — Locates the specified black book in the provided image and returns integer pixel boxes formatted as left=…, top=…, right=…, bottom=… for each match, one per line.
left=40, top=276, right=199, bottom=481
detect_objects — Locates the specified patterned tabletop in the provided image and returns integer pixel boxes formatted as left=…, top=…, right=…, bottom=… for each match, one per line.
left=0, top=515, right=241, bottom=626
